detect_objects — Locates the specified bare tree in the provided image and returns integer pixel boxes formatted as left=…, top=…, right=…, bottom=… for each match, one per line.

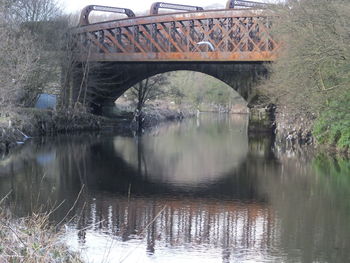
left=0, top=25, right=42, bottom=107
left=130, top=74, right=169, bottom=113
left=0, top=0, right=65, bottom=108
left=8, top=0, right=61, bottom=23
left=128, top=74, right=169, bottom=130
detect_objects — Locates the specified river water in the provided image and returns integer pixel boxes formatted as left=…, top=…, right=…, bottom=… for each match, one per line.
left=0, top=114, right=350, bottom=263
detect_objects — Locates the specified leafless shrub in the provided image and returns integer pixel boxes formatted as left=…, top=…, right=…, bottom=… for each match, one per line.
left=0, top=25, right=44, bottom=107
left=0, top=199, right=83, bottom=263
left=262, top=0, right=350, bottom=113
left=0, top=0, right=73, bottom=109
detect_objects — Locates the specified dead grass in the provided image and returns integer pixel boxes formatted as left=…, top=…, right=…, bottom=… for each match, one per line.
left=0, top=207, right=83, bottom=263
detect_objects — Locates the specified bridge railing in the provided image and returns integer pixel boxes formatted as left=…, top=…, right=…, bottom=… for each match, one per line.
left=73, top=9, right=280, bottom=62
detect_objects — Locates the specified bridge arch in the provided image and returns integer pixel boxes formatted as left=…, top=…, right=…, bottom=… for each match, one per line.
left=73, top=62, right=268, bottom=114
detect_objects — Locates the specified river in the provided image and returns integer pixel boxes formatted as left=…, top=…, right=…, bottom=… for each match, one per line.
left=0, top=113, right=349, bottom=263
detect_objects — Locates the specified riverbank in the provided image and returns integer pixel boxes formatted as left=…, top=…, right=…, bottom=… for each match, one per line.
left=129, top=105, right=195, bottom=130
left=245, top=98, right=348, bottom=155
left=0, top=108, right=111, bottom=155
left=0, top=106, right=195, bottom=155
left=252, top=0, right=350, bottom=155
left=0, top=204, right=83, bottom=263
left=273, top=106, right=350, bottom=156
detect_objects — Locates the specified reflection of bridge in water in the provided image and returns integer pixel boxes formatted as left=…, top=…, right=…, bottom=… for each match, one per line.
left=112, top=115, right=249, bottom=187
left=71, top=0, right=280, bottom=114
left=77, top=195, right=277, bottom=260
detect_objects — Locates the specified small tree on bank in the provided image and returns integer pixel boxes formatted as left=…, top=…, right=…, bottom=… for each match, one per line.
left=130, top=74, right=169, bottom=112
left=128, top=74, right=169, bottom=130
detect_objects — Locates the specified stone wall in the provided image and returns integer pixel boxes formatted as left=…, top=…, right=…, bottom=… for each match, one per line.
left=248, top=104, right=275, bottom=133
left=274, top=106, right=315, bottom=147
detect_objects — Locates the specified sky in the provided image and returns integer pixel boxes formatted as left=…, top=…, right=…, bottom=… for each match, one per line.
left=59, top=0, right=271, bottom=14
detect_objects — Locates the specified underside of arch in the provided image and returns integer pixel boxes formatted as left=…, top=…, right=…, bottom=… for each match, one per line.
left=72, top=62, right=268, bottom=114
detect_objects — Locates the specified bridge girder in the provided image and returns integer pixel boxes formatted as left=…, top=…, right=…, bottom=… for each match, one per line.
left=73, top=9, right=279, bottom=63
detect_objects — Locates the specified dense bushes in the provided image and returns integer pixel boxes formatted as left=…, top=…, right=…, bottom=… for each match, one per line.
left=313, top=93, right=350, bottom=151
left=262, top=0, right=350, bottom=150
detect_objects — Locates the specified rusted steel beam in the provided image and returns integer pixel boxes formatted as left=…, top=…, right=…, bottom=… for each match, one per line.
left=150, top=2, right=204, bottom=15
left=80, top=51, right=278, bottom=62
left=79, top=5, right=135, bottom=26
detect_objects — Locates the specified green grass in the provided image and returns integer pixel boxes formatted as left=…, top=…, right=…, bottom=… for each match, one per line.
left=313, top=94, right=350, bottom=151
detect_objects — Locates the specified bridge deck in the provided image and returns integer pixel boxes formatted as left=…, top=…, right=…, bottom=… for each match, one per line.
left=74, top=9, right=280, bottom=62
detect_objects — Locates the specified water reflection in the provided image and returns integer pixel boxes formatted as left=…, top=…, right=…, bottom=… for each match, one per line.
left=0, top=114, right=350, bottom=262
left=67, top=195, right=276, bottom=263
left=113, top=114, right=249, bottom=187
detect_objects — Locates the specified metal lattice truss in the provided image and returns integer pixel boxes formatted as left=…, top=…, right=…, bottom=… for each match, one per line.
left=74, top=9, right=280, bottom=62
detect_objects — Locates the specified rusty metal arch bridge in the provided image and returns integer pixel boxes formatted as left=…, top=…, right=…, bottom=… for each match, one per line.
left=74, top=1, right=280, bottom=63
left=70, top=1, right=279, bottom=114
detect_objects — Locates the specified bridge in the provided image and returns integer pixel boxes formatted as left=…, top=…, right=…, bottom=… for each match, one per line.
left=71, top=1, right=280, bottom=114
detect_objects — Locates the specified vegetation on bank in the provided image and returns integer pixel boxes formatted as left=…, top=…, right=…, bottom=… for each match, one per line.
left=261, top=0, right=350, bottom=152
left=0, top=198, right=82, bottom=263
left=313, top=93, right=350, bottom=151
left=0, top=0, right=67, bottom=108
left=0, top=107, right=115, bottom=154
left=0, top=0, right=84, bottom=149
